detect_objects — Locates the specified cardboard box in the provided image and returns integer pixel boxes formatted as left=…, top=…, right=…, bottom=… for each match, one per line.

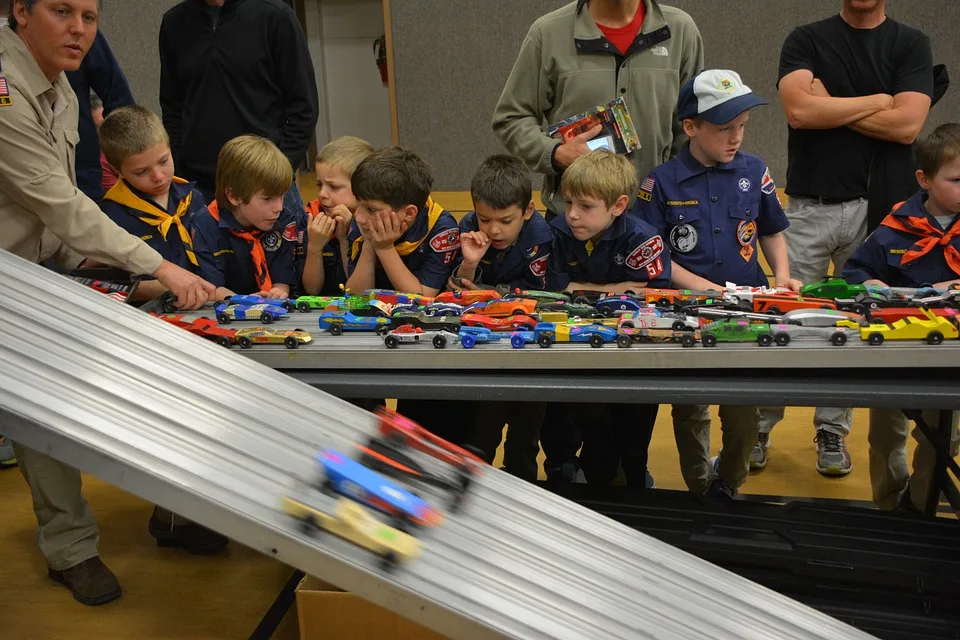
left=295, top=575, right=449, bottom=640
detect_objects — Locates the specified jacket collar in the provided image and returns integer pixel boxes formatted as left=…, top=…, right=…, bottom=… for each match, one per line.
left=573, top=0, right=671, bottom=56
left=0, top=27, right=61, bottom=98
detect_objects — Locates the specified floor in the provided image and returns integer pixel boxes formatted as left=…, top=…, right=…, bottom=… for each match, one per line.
left=0, top=181, right=941, bottom=638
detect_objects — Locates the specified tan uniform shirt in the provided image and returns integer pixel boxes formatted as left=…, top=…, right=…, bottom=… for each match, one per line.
left=0, top=27, right=161, bottom=274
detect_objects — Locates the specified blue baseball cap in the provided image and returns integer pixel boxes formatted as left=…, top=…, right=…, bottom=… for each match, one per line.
left=677, top=69, right=768, bottom=125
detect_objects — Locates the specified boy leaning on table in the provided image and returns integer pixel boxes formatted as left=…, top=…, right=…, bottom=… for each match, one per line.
left=841, top=123, right=960, bottom=513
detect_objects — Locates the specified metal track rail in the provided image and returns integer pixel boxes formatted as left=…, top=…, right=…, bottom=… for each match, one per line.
left=0, top=250, right=877, bottom=639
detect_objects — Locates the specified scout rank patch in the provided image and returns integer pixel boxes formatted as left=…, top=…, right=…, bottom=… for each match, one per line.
left=737, top=219, right=757, bottom=262
left=637, top=175, right=655, bottom=202
left=0, top=75, right=12, bottom=107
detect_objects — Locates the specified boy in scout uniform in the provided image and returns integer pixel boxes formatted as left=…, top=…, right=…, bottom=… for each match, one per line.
left=190, top=135, right=299, bottom=300
left=98, top=106, right=208, bottom=302
left=633, top=69, right=801, bottom=499
left=842, top=123, right=960, bottom=512
left=545, top=149, right=671, bottom=488
left=345, top=146, right=460, bottom=297
left=0, top=0, right=212, bottom=606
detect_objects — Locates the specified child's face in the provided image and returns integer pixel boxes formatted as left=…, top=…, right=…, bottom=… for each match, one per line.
left=563, top=192, right=626, bottom=242
left=315, top=162, right=357, bottom=212
left=918, top=156, right=960, bottom=215
left=473, top=201, right=535, bottom=250
left=118, top=143, right=174, bottom=200
left=355, top=199, right=417, bottom=234
left=229, top=189, right=285, bottom=231
left=685, top=111, right=750, bottom=166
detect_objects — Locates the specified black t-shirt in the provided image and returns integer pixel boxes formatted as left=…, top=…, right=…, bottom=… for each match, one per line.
left=778, top=15, right=932, bottom=200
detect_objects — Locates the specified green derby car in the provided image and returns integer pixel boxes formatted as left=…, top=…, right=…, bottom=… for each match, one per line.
left=700, top=319, right=774, bottom=347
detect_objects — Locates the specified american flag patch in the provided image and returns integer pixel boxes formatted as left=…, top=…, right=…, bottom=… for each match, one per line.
left=641, top=176, right=655, bottom=193
left=0, top=76, right=10, bottom=107
left=105, top=292, right=129, bottom=303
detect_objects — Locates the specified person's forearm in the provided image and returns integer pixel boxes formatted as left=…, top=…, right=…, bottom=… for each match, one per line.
left=376, top=247, right=423, bottom=293
left=785, top=94, right=889, bottom=130
left=670, top=264, right=720, bottom=290
left=338, top=237, right=350, bottom=280
left=345, top=243, right=376, bottom=292
left=455, top=260, right=480, bottom=283
left=847, top=105, right=927, bottom=144
left=759, top=234, right=791, bottom=282
left=566, top=281, right=645, bottom=294
left=301, top=250, right=325, bottom=296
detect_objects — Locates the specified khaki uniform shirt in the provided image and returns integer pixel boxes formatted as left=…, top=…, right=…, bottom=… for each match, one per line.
left=0, top=27, right=161, bottom=274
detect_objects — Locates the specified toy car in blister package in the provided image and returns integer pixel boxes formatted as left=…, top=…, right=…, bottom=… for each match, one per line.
left=68, top=267, right=140, bottom=304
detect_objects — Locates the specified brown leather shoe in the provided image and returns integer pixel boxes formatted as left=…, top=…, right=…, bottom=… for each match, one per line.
left=48, top=556, right=122, bottom=605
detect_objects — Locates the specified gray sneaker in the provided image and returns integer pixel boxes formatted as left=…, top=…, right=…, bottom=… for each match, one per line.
left=815, top=430, right=852, bottom=476
left=749, top=432, right=770, bottom=471
left=0, top=435, right=16, bottom=469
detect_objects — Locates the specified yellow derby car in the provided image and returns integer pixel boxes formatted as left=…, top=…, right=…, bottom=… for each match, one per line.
left=858, top=308, right=959, bottom=345
left=234, top=327, right=313, bottom=349
left=281, top=496, right=420, bottom=570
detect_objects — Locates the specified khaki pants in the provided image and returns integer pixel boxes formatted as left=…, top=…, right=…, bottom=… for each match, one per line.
left=11, top=441, right=99, bottom=570
left=672, top=404, right=759, bottom=493
left=869, top=409, right=960, bottom=510
left=760, top=196, right=869, bottom=437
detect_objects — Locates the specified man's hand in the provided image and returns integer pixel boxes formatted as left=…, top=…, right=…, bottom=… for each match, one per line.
left=308, top=211, right=337, bottom=247
left=365, top=210, right=408, bottom=250
left=933, top=279, right=960, bottom=290
left=776, top=278, right=804, bottom=293
left=459, top=231, right=489, bottom=265
left=327, top=204, right=353, bottom=241
left=554, top=124, right=604, bottom=170
left=152, top=260, right=216, bottom=310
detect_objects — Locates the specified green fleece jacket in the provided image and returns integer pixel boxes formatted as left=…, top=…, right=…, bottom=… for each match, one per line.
left=492, top=0, right=704, bottom=215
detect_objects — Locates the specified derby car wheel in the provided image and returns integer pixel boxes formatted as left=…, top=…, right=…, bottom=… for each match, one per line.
left=375, top=324, right=390, bottom=336
left=775, top=333, right=791, bottom=346
left=680, top=333, right=695, bottom=347
left=238, top=336, right=253, bottom=349
left=927, top=331, right=944, bottom=345
left=329, top=323, right=343, bottom=335
left=830, top=332, right=847, bottom=346
left=217, top=313, right=231, bottom=324
left=297, top=301, right=311, bottom=312
left=767, top=306, right=782, bottom=315
left=616, top=334, right=632, bottom=348
left=600, top=306, right=614, bottom=317
left=216, top=336, right=232, bottom=348
left=870, top=317, right=885, bottom=324
left=537, top=334, right=553, bottom=348
left=702, top=333, right=718, bottom=347
left=851, top=304, right=866, bottom=315
left=384, top=335, right=399, bottom=349
left=658, top=297, right=671, bottom=307
left=432, top=334, right=448, bottom=349
left=260, top=312, right=274, bottom=324
left=757, top=333, right=774, bottom=346
left=300, top=514, right=318, bottom=536
left=510, top=334, right=526, bottom=349
left=589, top=333, right=604, bottom=348
left=284, top=336, right=299, bottom=349
left=460, top=334, right=476, bottom=349
left=672, top=320, right=686, bottom=331
left=867, top=332, right=884, bottom=345
left=281, top=301, right=296, bottom=312
left=573, top=295, right=590, bottom=305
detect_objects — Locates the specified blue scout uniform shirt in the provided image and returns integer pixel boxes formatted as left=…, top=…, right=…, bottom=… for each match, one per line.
left=842, top=191, right=960, bottom=287
left=346, top=198, right=460, bottom=291
left=99, top=177, right=206, bottom=278
left=190, top=202, right=298, bottom=293
left=457, top=211, right=553, bottom=290
left=631, top=146, right=789, bottom=288
left=546, top=214, right=671, bottom=291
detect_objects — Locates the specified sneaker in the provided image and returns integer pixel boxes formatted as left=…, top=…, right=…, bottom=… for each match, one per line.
left=749, top=432, right=769, bottom=471
left=545, top=461, right=585, bottom=486
left=0, top=436, right=16, bottom=469
left=894, top=490, right=923, bottom=515
left=48, top=556, right=121, bottom=606
left=705, top=478, right=737, bottom=500
left=645, top=469, right=656, bottom=489
left=815, top=430, right=852, bottom=476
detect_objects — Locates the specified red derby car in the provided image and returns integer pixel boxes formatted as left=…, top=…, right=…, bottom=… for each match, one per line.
left=460, top=313, right=537, bottom=331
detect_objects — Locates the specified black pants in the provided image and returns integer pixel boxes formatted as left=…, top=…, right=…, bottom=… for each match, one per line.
left=465, top=401, right=545, bottom=482
left=394, top=399, right=468, bottom=445
left=541, top=402, right=658, bottom=487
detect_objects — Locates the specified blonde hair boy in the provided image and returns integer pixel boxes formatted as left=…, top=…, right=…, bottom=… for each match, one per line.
left=215, top=135, right=293, bottom=213
left=561, top=149, right=638, bottom=208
